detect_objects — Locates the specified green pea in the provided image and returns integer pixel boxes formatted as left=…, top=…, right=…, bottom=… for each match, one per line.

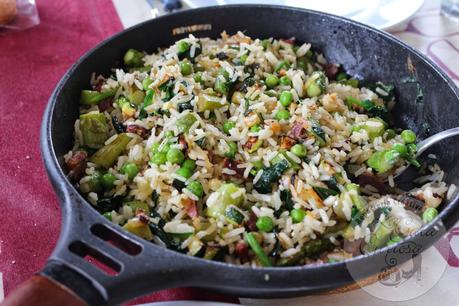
left=186, top=181, right=204, bottom=198
left=275, top=109, right=290, bottom=121
left=385, top=150, right=400, bottom=163
left=250, top=124, right=261, bottom=132
left=239, top=53, right=248, bottom=65
left=223, top=121, right=236, bottom=134
left=150, top=143, right=160, bottom=153
left=180, top=61, right=193, bottom=76
left=151, top=152, right=167, bottom=165
left=88, top=170, right=103, bottom=193
left=265, top=74, right=279, bottom=88
left=291, top=208, right=306, bottom=223
left=407, top=143, right=417, bottom=155
left=279, top=76, right=292, bottom=86
left=121, top=162, right=139, bottom=179
left=392, top=143, right=407, bottom=155
left=101, top=172, right=117, bottom=189
left=422, top=207, right=438, bottom=223
left=142, top=77, right=153, bottom=90
left=387, top=235, right=402, bottom=246
left=307, top=82, right=322, bottom=97
left=224, top=141, right=237, bottom=158
left=401, top=129, right=416, bottom=144
left=336, top=72, right=348, bottom=82
left=214, top=77, right=229, bottom=95
left=384, top=129, right=396, bottom=140
left=182, top=159, right=196, bottom=171
left=279, top=91, right=293, bottom=107
left=256, top=216, right=274, bottom=232
left=176, top=167, right=192, bottom=179
left=103, top=212, right=112, bottom=221
left=347, top=78, right=359, bottom=88
left=177, top=40, right=190, bottom=53
left=165, top=130, right=174, bottom=138
left=290, top=144, right=307, bottom=158
left=194, top=72, right=203, bottom=84
left=166, top=148, right=185, bottom=164
left=261, top=39, right=270, bottom=50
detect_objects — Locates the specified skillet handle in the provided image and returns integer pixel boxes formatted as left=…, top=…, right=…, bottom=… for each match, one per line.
left=1, top=275, right=87, bottom=306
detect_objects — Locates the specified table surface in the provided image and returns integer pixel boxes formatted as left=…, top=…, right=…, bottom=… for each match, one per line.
left=1, top=0, right=459, bottom=305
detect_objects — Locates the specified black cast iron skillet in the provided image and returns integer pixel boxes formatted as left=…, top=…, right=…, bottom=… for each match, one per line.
left=3, top=5, right=459, bottom=306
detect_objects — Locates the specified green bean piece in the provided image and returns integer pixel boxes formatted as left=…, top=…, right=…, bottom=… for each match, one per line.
left=79, top=112, right=109, bottom=149
left=127, top=88, right=145, bottom=106
left=250, top=124, right=261, bottom=132
left=347, top=78, right=359, bottom=88
left=336, top=72, right=348, bottom=82
left=142, top=77, right=153, bottom=90
left=197, top=93, right=227, bottom=112
left=305, top=71, right=326, bottom=98
left=80, top=89, right=116, bottom=106
left=176, top=113, right=197, bottom=133
left=422, top=207, right=438, bottom=223
left=345, top=183, right=367, bottom=213
left=223, top=121, right=236, bottom=134
left=224, top=141, right=238, bottom=158
left=367, top=150, right=400, bottom=173
left=206, top=183, right=244, bottom=218
left=246, top=233, right=272, bottom=267
left=89, top=133, right=132, bottom=168
left=123, top=49, right=144, bottom=67
left=401, top=129, right=416, bottom=144
left=125, top=201, right=150, bottom=215
left=256, top=216, right=274, bottom=232
left=367, top=219, right=395, bottom=252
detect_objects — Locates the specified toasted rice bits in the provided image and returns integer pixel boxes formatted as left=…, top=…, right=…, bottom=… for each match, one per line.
left=68, top=32, right=455, bottom=266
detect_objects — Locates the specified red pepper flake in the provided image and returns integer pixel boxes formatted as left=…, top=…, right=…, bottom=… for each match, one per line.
left=358, top=172, right=386, bottom=195
left=243, top=136, right=258, bottom=150
left=280, top=136, right=296, bottom=150
left=321, top=63, right=339, bottom=80
left=138, top=213, right=150, bottom=224
left=245, top=212, right=258, bottom=232
left=281, top=37, right=296, bottom=45
left=235, top=241, right=249, bottom=259
left=126, top=125, right=149, bottom=138
left=98, top=98, right=113, bottom=112
left=288, top=121, right=309, bottom=140
left=178, top=134, right=188, bottom=151
left=182, top=198, right=199, bottom=219
left=66, top=151, right=88, bottom=182
left=222, top=158, right=244, bottom=178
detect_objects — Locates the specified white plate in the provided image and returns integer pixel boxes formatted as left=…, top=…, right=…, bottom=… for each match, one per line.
left=182, top=0, right=425, bottom=30
left=137, top=302, right=240, bottom=306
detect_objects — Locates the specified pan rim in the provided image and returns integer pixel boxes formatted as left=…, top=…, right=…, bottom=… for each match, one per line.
left=40, top=3, right=459, bottom=282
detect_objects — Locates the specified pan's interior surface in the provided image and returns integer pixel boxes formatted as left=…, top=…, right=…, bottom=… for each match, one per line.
left=44, top=5, right=459, bottom=305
